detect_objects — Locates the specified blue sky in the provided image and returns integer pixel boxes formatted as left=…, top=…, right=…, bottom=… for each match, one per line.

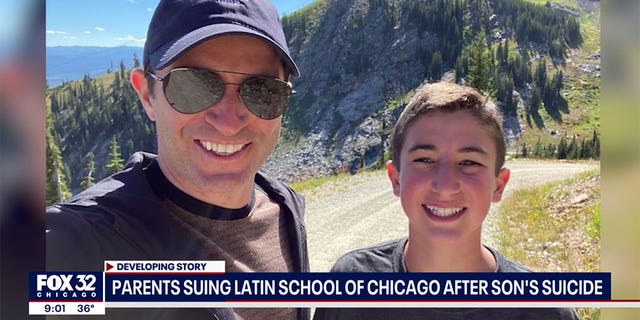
left=46, top=0, right=316, bottom=47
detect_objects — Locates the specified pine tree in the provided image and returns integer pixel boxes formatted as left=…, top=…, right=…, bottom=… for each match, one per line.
left=428, top=51, right=443, bottom=81
left=534, top=59, right=547, bottom=91
left=521, top=143, right=529, bottom=158
left=46, top=105, right=71, bottom=205
left=566, top=135, right=579, bottom=160
left=133, top=53, right=140, bottom=68
left=467, top=31, right=493, bottom=92
left=530, top=86, right=541, bottom=115
left=591, top=130, right=600, bottom=159
left=557, top=135, right=567, bottom=159
left=546, top=143, right=556, bottom=159
left=455, top=54, right=467, bottom=83
left=580, top=138, right=590, bottom=159
left=533, top=137, right=542, bottom=158
left=119, top=59, right=127, bottom=83
left=80, top=152, right=96, bottom=190
left=106, top=135, right=124, bottom=174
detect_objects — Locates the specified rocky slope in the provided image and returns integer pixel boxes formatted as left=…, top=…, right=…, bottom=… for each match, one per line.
left=261, top=0, right=600, bottom=183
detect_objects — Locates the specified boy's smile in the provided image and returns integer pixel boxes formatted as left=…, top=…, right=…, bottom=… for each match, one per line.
left=387, top=111, right=510, bottom=244
left=423, top=205, right=466, bottom=220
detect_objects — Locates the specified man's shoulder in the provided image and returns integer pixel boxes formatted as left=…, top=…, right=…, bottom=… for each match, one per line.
left=255, top=171, right=299, bottom=197
left=255, top=171, right=304, bottom=212
left=330, top=238, right=405, bottom=272
left=46, top=152, right=162, bottom=270
left=55, top=152, right=156, bottom=207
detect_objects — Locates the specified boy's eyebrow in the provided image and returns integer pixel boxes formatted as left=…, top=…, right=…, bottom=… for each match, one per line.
left=458, top=146, right=489, bottom=156
left=408, top=144, right=435, bottom=153
left=408, top=144, right=489, bottom=156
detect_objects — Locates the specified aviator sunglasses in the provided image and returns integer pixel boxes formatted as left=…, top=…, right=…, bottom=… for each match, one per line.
left=147, top=68, right=294, bottom=120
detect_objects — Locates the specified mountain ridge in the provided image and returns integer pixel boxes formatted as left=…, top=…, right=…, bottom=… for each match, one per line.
left=46, top=0, right=600, bottom=194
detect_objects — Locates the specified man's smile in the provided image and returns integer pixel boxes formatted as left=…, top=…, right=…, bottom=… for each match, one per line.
left=198, top=140, right=246, bottom=156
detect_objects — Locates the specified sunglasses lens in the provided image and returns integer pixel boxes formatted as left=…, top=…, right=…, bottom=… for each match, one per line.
left=160, top=68, right=292, bottom=119
left=240, top=77, right=292, bottom=120
left=163, top=69, right=223, bottom=114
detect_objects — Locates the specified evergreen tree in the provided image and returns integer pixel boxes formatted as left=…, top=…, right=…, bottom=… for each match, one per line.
left=579, top=138, right=589, bottom=159
left=530, top=86, right=541, bottom=115
left=428, top=51, right=443, bottom=81
left=557, top=135, right=567, bottom=159
left=133, top=53, right=140, bottom=68
left=106, top=135, right=124, bottom=174
left=533, top=59, right=547, bottom=91
left=467, top=31, right=493, bottom=92
left=119, top=59, right=127, bottom=84
left=46, top=105, right=71, bottom=205
left=566, top=135, right=579, bottom=160
left=591, top=130, right=600, bottom=159
left=546, top=143, right=556, bottom=158
left=455, top=53, right=467, bottom=83
left=496, top=41, right=505, bottom=66
left=80, top=152, right=96, bottom=190
left=521, top=143, right=529, bottom=158
left=533, top=137, right=542, bottom=158
left=565, top=17, right=583, bottom=48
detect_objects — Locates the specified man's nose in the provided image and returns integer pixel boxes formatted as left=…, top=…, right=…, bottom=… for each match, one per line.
left=203, top=84, right=249, bottom=136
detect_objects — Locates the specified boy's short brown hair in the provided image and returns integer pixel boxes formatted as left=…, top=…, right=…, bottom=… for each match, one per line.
left=390, top=82, right=506, bottom=175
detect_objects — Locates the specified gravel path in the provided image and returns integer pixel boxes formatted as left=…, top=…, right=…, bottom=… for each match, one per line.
left=301, top=160, right=599, bottom=272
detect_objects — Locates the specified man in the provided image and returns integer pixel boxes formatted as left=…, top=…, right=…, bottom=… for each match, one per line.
left=46, top=1, right=309, bottom=319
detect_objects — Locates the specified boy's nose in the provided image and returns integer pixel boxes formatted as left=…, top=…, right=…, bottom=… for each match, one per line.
left=430, top=163, right=461, bottom=195
left=203, top=84, right=249, bottom=136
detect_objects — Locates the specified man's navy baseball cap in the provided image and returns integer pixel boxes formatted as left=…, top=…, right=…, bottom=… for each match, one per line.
left=144, top=0, right=300, bottom=77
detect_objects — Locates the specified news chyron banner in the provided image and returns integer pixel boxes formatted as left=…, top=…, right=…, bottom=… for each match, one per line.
left=31, top=260, right=612, bottom=315
left=29, top=261, right=223, bottom=315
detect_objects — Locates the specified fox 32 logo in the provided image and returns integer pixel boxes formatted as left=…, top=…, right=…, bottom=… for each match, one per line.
left=30, top=272, right=103, bottom=300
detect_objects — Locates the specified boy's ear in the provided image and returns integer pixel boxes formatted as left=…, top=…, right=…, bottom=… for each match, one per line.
left=386, top=160, right=401, bottom=197
left=492, top=167, right=511, bottom=202
left=130, top=68, right=156, bottom=121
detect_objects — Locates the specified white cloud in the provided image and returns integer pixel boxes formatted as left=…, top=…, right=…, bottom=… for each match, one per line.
left=114, top=35, right=145, bottom=43
left=147, top=7, right=152, bottom=12
left=95, top=27, right=105, bottom=32
left=84, top=30, right=91, bottom=34
left=46, top=30, right=67, bottom=35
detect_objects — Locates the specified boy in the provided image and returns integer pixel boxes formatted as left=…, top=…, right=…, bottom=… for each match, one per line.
left=313, top=82, right=578, bottom=319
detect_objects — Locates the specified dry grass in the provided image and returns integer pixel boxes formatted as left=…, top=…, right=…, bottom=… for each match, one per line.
left=496, top=169, right=600, bottom=319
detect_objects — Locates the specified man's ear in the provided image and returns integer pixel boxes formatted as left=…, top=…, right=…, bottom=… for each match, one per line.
left=386, top=160, right=401, bottom=197
left=130, top=68, right=156, bottom=121
left=492, top=167, right=511, bottom=202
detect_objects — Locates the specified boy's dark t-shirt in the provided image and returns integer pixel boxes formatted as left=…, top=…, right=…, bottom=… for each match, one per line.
left=313, top=238, right=579, bottom=320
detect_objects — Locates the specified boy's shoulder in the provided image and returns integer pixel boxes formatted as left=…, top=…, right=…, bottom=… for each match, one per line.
left=329, top=240, right=534, bottom=273
left=486, top=246, right=534, bottom=272
left=330, top=238, right=407, bottom=272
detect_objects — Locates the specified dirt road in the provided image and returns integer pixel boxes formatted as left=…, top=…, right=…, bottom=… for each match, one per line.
left=301, top=160, right=599, bottom=272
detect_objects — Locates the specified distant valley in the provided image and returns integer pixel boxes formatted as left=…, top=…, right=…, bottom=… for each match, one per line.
left=46, top=46, right=143, bottom=87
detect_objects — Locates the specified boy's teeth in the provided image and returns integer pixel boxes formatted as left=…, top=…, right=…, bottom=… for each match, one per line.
left=426, top=206, right=464, bottom=217
left=200, top=141, right=244, bottom=155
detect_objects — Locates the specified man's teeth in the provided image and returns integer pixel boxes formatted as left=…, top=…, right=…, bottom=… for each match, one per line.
left=426, top=206, right=464, bottom=217
left=200, top=141, right=244, bottom=155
